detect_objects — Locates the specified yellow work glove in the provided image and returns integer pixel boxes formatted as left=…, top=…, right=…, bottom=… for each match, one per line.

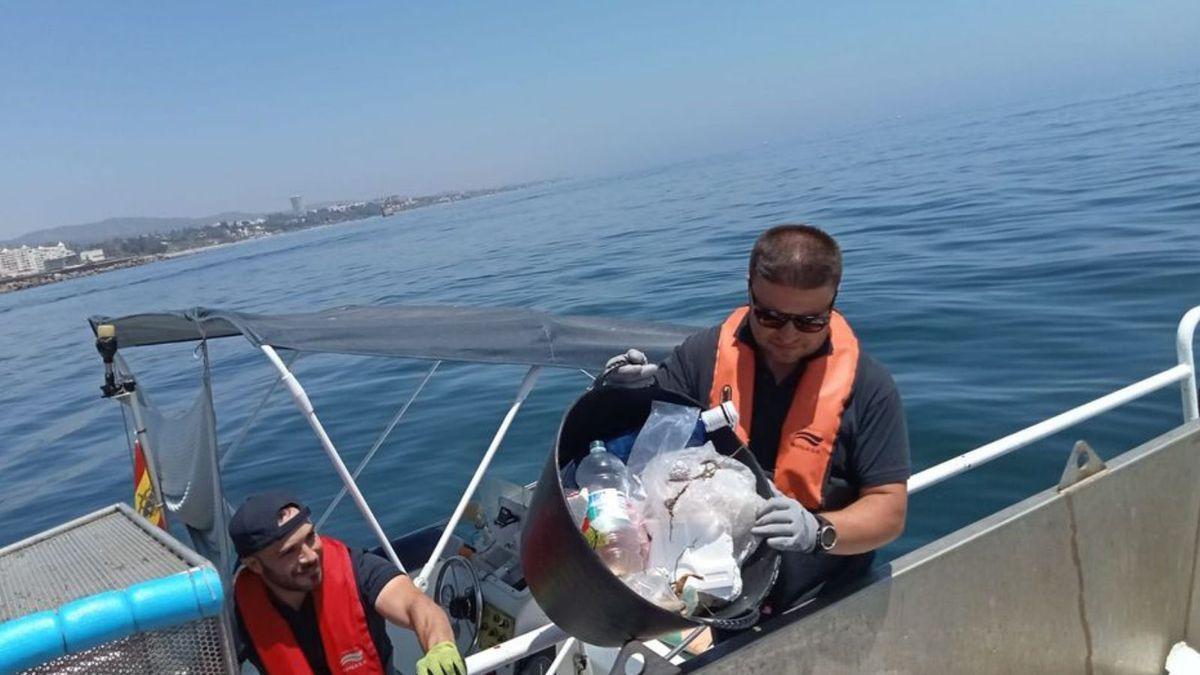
left=416, top=641, right=465, bottom=675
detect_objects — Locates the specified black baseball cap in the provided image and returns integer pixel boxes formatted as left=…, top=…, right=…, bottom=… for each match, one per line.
left=229, top=490, right=312, bottom=558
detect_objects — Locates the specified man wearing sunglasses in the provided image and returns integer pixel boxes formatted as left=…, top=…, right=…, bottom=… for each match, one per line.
left=606, top=224, right=909, bottom=617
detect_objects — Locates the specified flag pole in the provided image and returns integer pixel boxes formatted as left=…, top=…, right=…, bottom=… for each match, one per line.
left=97, top=324, right=167, bottom=528
left=122, top=388, right=168, bottom=528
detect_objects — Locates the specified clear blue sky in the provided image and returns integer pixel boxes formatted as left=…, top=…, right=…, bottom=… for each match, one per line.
left=1, top=1, right=1196, bottom=237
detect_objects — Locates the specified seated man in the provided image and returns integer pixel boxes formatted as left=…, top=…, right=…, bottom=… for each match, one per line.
left=230, top=491, right=464, bottom=675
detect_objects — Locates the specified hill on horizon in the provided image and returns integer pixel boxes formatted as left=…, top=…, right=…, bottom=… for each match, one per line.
left=4, top=212, right=265, bottom=248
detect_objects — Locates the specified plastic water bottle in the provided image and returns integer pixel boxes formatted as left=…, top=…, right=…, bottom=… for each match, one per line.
left=575, top=440, right=646, bottom=575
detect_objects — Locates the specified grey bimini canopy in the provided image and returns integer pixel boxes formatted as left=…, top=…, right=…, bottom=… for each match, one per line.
left=89, top=305, right=697, bottom=370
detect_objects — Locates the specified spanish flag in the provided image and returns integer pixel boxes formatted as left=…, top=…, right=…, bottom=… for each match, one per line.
left=133, top=439, right=166, bottom=529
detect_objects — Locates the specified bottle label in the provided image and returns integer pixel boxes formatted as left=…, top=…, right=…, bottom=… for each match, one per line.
left=581, top=488, right=632, bottom=549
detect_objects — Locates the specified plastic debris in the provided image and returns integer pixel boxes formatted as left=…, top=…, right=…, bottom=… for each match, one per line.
left=587, top=401, right=764, bottom=615
left=561, top=402, right=761, bottom=614
left=626, top=401, right=706, bottom=476
left=576, top=440, right=648, bottom=576
left=640, top=443, right=764, bottom=564
left=1167, top=642, right=1200, bottom=674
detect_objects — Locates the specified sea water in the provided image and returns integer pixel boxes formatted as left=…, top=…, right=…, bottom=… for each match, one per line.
left=0, top=81, right=1198, bottom=562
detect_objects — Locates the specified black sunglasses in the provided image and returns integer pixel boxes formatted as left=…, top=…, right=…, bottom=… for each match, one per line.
left=748, top=287, right=834, bottom=333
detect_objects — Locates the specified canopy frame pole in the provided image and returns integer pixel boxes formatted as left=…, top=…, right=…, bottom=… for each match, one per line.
left=259, top=345, right=406, bottom=573
left=545, top=637, right=577, bottom=674
left=116, top=385, right=167, bottom=523
left=317, top=360, right=442, bottom=529
left=414, top=365, right=542, bottom=591
left=219, top=350, right=300, bottom=470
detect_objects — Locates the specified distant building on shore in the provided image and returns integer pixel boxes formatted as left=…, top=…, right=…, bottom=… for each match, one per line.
left=80, top=249, right=106, bottom=263
left=0, top=242, right=78, bottom=278
left=381, top=195, right=417, bottom=216
left=290, top=195, right=304, bottom=214
left=43, top=252, right=81, bottom=272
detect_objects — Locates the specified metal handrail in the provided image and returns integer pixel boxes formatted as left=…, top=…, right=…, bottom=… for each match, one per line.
left=908, top=363, right=1193, bottom=493
left=909, top=305, right=1200, bottom=494
left=1176, top=305, right=1200, bottom=422
left=465, top=623, right=568, bottom=673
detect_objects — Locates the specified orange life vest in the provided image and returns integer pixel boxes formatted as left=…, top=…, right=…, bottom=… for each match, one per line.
left=709, top=306, right=859, bottom=509
left=235, top=536, right=385, bottom=675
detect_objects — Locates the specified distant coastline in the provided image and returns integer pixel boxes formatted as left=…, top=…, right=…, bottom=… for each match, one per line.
left=0, top=240, right=252, bottom=294
left=0, top=181, right=545, bottom=295
left=0, top=256, right=155, bottom=294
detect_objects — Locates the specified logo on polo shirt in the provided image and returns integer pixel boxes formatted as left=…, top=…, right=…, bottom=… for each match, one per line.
left=340, top=648, right=366, bottom=670
left=791, top=429, right=822, bottom=450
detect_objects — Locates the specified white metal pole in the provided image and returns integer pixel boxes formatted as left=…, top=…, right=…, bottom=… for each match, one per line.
left=545, top=637, right=577, bottom=674
left=220, top=350, right=298, bottom=470
left=318, top=360, right=441, bottom=529
left=1176, top=305, right=1200, bottom=422
left=909, top=363, right=1193, bottom=494
left=120, top=388, right=168, bottom=519
left=260, top=345, right=406, bottom=573
left=464, top=624, right=568, bottom=674
left=414, top=365, right=542, bottom=591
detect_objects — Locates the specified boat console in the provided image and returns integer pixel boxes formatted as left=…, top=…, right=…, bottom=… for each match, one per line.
left=388, top=480, right=555, bottom=674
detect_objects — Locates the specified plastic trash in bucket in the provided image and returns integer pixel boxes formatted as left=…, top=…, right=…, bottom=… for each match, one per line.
left=521, top=384, right=781, bottom=647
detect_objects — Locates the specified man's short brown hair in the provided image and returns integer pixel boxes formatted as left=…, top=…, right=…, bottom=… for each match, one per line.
left=749, top=224, right=842, bottom=289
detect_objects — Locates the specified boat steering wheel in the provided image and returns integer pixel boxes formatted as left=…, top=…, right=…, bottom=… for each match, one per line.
left=433, top=555, right=483, bottom=654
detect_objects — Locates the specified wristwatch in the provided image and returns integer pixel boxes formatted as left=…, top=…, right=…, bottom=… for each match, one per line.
left=813, top=514, right=837, bottom=553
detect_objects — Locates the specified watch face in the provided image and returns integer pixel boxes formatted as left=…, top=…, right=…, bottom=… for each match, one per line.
left=818, top=525, right=837, bottom=550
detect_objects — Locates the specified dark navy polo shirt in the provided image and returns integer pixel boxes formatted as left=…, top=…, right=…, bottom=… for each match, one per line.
left=236, top=547, right=403, bottom=675
left=654, top=316, right=910, bottom=608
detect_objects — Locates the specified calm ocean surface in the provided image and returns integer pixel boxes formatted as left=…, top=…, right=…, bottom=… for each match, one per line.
left=1, top=81, right=1198, bottom=562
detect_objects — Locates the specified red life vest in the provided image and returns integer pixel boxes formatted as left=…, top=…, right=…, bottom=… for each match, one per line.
left=235, top=536, right=385, bottom=674
left=708, top=306, right=859, bottom=509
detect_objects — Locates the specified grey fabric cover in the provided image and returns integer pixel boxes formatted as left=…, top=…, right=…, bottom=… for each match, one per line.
left=118, top=354, right=234, bottom=586
left=90, top=305, right=695, bottom=369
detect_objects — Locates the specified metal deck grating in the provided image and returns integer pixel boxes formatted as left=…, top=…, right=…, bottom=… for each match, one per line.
left=0, top=506, right=191, bottom=621
left=0, top=504, right=237, bottom=674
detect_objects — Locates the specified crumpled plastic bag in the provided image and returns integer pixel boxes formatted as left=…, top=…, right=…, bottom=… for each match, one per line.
left=625, top=442, right=765, bottom=613
left=621, top=534, right=742, bottom=615
left=626, top=401, right=705, bottom=476
left=622, top=568, right=686, bottom=613
left=640, top=443, right=764, bottom=562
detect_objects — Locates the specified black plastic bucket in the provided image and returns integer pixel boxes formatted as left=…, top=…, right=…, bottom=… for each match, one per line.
left=520, top=384, right=781, bottom=647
